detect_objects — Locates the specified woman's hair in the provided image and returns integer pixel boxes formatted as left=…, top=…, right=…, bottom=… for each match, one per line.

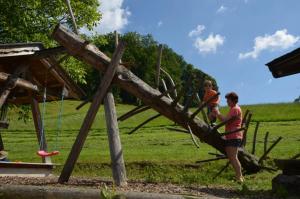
left=225, top=92, right=239, bottom=103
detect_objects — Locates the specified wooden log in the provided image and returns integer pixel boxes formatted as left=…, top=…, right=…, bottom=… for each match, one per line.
left=30, top=93, right=51, bottom=164
left=259, top=137, right=282, bottom=163
left=128, top=113, right=161, bottom=134
left=196, top=156, right=227, bottom=163
left=118, top=105, right=151, bottom=122
left=251, top=121, right=260, bottom=154
left=31, top=46, right=66, bottom=59
left=58, top=41, right=125, bottom=183
left=241, top=113, right=252, bottom=147
left=264, top=131, right=269, bottom=154
left=0, top=72, right=39, bottom=92
left=52, top=24, right=261, bottom=173
left=160, top=79, right=172, bottom=99
left=104, top=92, right=127, bottom=186
left=103, top=31, right=127, bottom=186
left=187, top=124, right=200, bottom=148
left=160, top=68, right=177, bottom=98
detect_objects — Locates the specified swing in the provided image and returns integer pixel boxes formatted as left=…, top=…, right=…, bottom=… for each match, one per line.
left=37, top=86, right=65, bottom=157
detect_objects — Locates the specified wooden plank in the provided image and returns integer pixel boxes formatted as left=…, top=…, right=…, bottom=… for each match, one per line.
left=0, top=162, right=54, bottom=177
left=0, top=72, right=39, bottom=92
left=259, top=137, right=282, bottom=163
left=58, top=41, right=125, bottom=183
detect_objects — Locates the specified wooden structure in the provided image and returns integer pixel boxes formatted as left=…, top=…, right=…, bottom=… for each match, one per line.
left=266, top=47, right=300, bottom=78
left=0, top=42, right=85, bottom=176
left=52, top=24, right=264, bottom=183
left=266, top=49, right=300, bottom=196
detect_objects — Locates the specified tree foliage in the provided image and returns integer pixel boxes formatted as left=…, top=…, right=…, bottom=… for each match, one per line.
left=0, top=0, right=101, bottom=45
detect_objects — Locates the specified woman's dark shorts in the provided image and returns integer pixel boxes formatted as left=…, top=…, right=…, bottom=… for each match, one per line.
left=225, top=139, right=242, bottom=147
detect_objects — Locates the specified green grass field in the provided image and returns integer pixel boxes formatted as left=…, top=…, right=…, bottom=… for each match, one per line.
left=1, top=101, right=300, bottom=194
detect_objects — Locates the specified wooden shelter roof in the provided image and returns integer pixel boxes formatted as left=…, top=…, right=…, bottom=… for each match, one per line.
left=266, top=47, right=300, bottom=78
left=0, top=42, right=85, bottom=105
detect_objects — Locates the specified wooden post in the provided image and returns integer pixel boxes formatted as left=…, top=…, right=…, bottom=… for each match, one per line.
left=155, top=44, right=163, bottom=89
left=30, top=94, right=51, bottom=164
left=104, top=93, right=127, bottom=186
left=103, top=30, right=127, bottom=186
left=241, top=113, right=252, bottom=147
left=259, top=136, right=282, bottom=163
left=251, top=121, right=260, bottom=154
left=264, top=131, right=269, bottom=154
left=58, top=41, right=125, bottom=183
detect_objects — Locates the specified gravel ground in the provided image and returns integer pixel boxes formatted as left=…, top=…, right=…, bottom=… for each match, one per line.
left=0, top=176, right=273, bottom=198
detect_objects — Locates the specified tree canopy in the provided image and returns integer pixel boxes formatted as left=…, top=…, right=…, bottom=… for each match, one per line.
left=0, top=0, right=217, bottom=105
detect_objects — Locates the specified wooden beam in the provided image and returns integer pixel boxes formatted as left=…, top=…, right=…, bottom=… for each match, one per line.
left=0, top=72, right=39, bottom=92
left=128, top=113, right=161, bottom=134
left=30, top=92, right=51, bottom=164
left=259, top=137, right=282, bottom=163
left=251, top=121, right=260, bottom=154
left=31, top=46, right=66, bottom=59
left=104, top=92, right=127, bottom=186
left=58, top=41, right=125, bottom=183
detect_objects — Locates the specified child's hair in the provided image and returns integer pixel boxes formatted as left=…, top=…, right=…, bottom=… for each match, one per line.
left=204, top=80, right=212, bottom=87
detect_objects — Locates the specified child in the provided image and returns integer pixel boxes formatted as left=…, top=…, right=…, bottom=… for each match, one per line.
left=202, top=80, right=220, bottom=124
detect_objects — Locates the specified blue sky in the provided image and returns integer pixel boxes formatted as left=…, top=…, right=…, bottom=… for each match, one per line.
left=91, top=0, right=300, bottom=105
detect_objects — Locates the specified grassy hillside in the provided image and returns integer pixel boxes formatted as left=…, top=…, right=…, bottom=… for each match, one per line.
left=1, top=101, right=300, bottom=193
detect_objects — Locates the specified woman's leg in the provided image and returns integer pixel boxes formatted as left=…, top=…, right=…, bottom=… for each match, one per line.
left=225, top=146, right=243, bottom=181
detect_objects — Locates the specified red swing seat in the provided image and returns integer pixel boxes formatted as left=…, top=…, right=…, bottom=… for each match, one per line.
left=37, top=150, right=60, bottom=157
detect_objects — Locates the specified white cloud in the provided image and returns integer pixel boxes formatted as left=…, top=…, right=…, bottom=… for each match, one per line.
left=239, top=29, right=300, bottom=59
left=89, top=0, right=131, bottom=34
left=194, top=34, right=225, bottom=54
left=188, top=25, right=206, bottom=37
left=267, top=79, right=272, bottom=84
left=216, top=5, right=227, bottom=14
left=157, top=21, right=163, bottom=27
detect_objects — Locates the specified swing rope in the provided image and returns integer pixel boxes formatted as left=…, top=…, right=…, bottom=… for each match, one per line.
left=37, top=76, right=65, bottom=157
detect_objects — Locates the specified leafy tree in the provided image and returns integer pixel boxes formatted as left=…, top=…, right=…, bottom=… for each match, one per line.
left=0, top=0, right=100, bottom=45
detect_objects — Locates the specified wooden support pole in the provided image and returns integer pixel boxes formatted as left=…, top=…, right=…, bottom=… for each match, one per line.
left=160, top=68, right=177, bottom=98
left=187, top=124, right=200, bottom=148
left=118, top=105, right=151, bottom=122
left=259, top=136, right=282, bottom=163
left=264, top=131, right=269, bottom=154
left=128, top=113, right=161, bottom=134
left=160, top=79, right=172, bottom=99
left=241, top=113, right=252, bottom=147
left=104, top=92, right=127, bottom=186
left=155, top=44, right=163, bottom=89
left=0, top=72, right=39, bottom=92
left=196, top=156, right=227, bottom=163
left=103, top=30, right=127, bottom=186
left=58, top=41, right=125, bottom=183
left=220, top=127, right=246, bottom=136
left=213, top=161, right=230, bottom=179
left=30, top=94, right=51, bottom=164
left=251, top=121, right=260, bottom=154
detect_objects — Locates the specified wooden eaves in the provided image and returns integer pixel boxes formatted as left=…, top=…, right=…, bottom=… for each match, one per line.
left=266, top=47, right=300, bottom=78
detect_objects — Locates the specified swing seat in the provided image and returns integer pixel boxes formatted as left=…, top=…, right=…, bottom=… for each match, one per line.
left=37, top=150, right=59, bottom=157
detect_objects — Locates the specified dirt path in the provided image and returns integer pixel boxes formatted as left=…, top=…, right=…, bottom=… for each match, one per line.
left=0, top=176, right=271, bottom=198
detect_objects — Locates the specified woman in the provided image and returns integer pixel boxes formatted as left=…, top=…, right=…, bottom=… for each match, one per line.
left=215, top=92, right=244, bottom=183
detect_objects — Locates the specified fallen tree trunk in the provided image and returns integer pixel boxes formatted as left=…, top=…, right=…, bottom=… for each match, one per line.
left=52, top=24, right=260, bottom=173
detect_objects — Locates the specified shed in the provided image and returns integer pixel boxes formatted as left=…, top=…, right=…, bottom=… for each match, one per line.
left=0, top=42, right=85, bottom=105
left=266, top=47, right=300, bottom=78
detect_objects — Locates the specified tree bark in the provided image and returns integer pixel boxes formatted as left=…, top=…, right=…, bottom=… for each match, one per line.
left=52, top=24, right=261, bottom=173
